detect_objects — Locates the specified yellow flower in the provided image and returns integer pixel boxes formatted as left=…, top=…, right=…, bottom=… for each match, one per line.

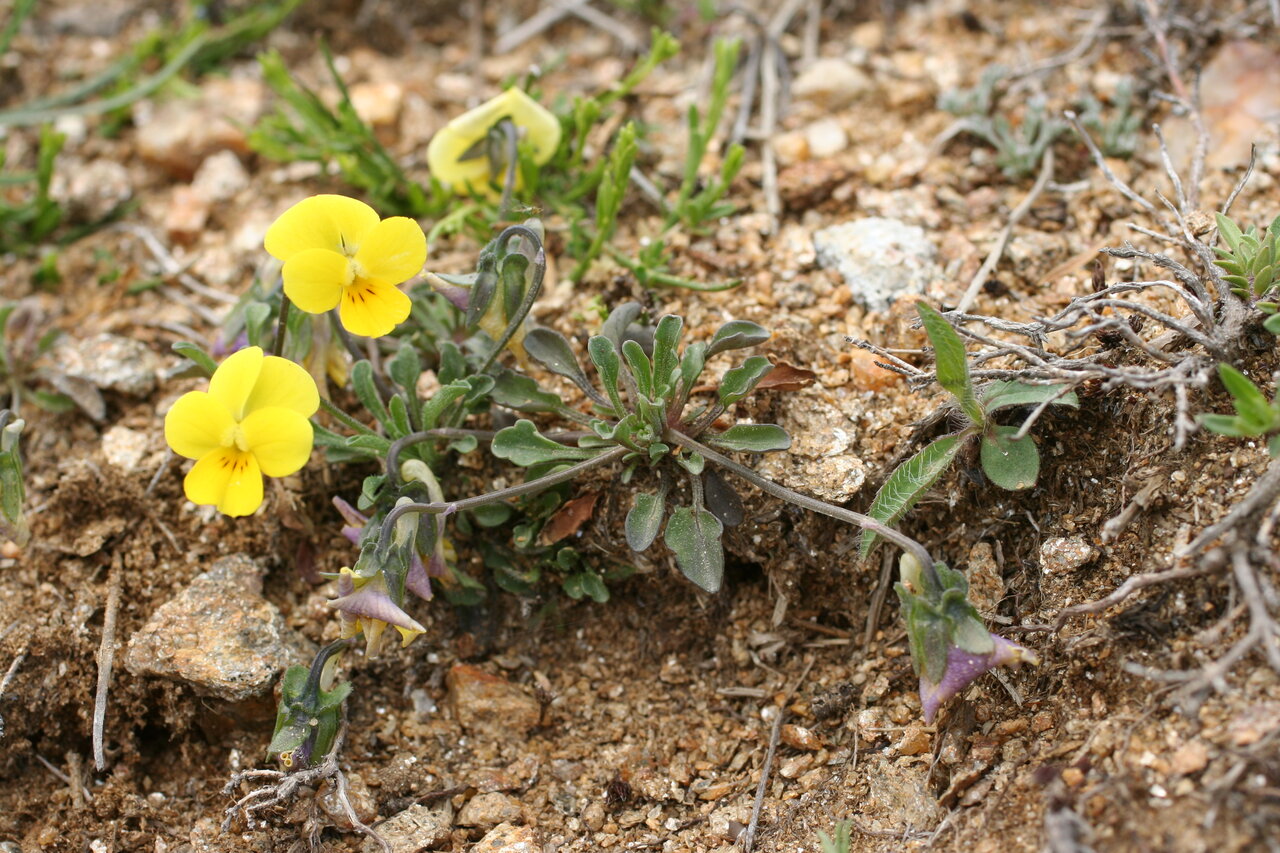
left=264, top=195, right=427, bottom=338
left=427, top=88, right=561, bottom=196
left=164, top=346, right=319, bottom=517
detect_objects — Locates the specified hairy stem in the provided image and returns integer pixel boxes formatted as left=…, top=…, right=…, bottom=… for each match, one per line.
left=375, top=446, right=628, bottom=557
left=667, top=431, right=938, bottom=583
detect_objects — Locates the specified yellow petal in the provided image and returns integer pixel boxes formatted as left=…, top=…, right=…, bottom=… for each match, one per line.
left=283, top=248, right=351, bottom=315
left=184, top=448, right=264, bottom=517
left=395, top=625, right=424, bottom=647
left=338, top=279, right=411, bottom=338
left=353, top=217, right=426, bottom=285
left=240, top=406, right=314, bottom=477
left=244, top=355, right=320, bottom=418
left=208, top=346, right=264, bottom=421
left=164, top=391, right=233, bottom=460
left=427, top=88, right=560, bottom=191
left=264, top=195, right=380, bottom=260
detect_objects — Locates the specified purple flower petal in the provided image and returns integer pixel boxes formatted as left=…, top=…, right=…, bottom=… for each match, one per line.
left=919, top=634, right=1037, bottom=723
left=330, top=573, right=426, bottom=637
left=333, top=496, right=368, bottom=528
left=405, top=552, right=434, bottom=602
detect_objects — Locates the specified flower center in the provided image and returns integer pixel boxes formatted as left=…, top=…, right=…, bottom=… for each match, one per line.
left=221, top=423, right=251, bottom=452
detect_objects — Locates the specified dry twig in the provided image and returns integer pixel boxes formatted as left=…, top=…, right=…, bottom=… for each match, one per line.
left=93, top=557, right=122, bottom=772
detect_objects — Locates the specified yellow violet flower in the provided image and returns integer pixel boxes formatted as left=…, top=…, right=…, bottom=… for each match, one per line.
left=164, top=346, right=319, bottom=517
left=426, top=88, right=561, bottom=195
left=264, top=195, right=427, bottom=338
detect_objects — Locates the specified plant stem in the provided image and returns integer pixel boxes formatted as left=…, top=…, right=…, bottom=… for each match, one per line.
left=375, top=446, right=627, bottom=557
left=667, top=431, right=940, bottom=584
left=320, top=397, right=379, bottom=436
left=272, top=295, right=291, bottom=357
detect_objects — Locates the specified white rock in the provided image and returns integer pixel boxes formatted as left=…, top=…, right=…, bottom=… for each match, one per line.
left=813, top=217, right=938, bottom=311
left=793, top=57, right=873, bottom=107
left=191, top=151, right=250, bottom=203
left=101, top=426, right=150, bottom=472
left=805, top=117, right=849, bottom=158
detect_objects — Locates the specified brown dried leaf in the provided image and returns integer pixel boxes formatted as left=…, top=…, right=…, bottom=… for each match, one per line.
left=755, top=361, right=817, bottom=391
left=540, top=491, right=600, bottom=545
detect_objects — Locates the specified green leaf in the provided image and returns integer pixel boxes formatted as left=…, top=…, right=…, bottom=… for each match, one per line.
left=1219, top=363, right=1277, bottom=431
left=244, top=301, right=272, bottom=348
left=490, top=369, right=565, bottom=413
left=172, top=341, right=218, bottom=376
left=1269, top=434, right=1280, bottom=457
left=600, top=302, right=643, bottom=350
left=706, top=319, right=769, bottom=357
left=387, top=344, right=421, bottom=392
left=663, top=505, right=724, bottom=593
left=706, top=423, right=791, bottom=452
left=492, top=420, right=599, bottom=467
left=981, top=380, right=1079, bottom=413
left=677, top=341, right=707, bottom=401
left=588, top=335, right=626, bottom=414
left=1265, top=314, right=1280, bottom=336
left=524, top=328, right=589, bottom=387
left=622, top=339, right=653, bottom=398
left=860, top=434, right=962, bottom=557
left=917, top=302, right=982, bottom=424
left=578, top=572, right=609, bottom=603
left=718, top=355, right=773, bottom=406
left=625, top=491, right=666, bottom=551
left=1216, top=212, right=1244, bottom=254
left=351, top=360, right=389, bottom=424
left=980, top=425, right=1040, bottom=490
left=651, top=315, right=683, bottom=396
left=1198, top=413, right=1251, bottom=437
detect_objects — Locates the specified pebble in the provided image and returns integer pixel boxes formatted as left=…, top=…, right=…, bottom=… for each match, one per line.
left=446, top=664, right=542, bottom=738
left=164, top=186, right=210, bottom=246
left=896, top=725, right=931, bottom=756
left=813, top=218, right=938, bottom=312
left=349, top=81, right=404, bottom=129
left=779, top=754, right=813, bottom=778
left=780, top=724, right=822, bottom=751
left=804, top=118, right=849, bottom=159
left=1039, top=536, right=1097, bottom=575
left=362, top=804, right=451, bottom=852
left=134, top=78, right=265, bottom=179
left=56, top=158, right=132, bottom=222
left=471, top=822, right=540, bottom=853
left=456, top=792, right=523, bottom=828
left=58, top=334, right=159, bottom=397
left=101, top=425, right=150, bottom=472
left=124, top=555, right=317, bottom=701
left=772, top=130, right=810, bottom=167
left=191, top=151, right=250, bottom=204
left=1171, top=741, right=1209, bottom=775
left=793, top=57, right=873, bottom=107
left=318, top=772, right=376, bottom=830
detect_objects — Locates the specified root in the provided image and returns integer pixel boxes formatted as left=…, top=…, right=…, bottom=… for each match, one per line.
left=222, top=722, right=390, bottom=853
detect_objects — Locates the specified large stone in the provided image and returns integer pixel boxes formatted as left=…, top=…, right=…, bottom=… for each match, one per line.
left=446, top=664, right=542, bottom=738
left=813, top=217, right=938, bottom=312
left=125, top=555, right=316, bottom=702
left=57, top=334, right=159, bottom=397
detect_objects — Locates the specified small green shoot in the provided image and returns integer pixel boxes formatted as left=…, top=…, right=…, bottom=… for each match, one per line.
left=0, top=125, right=65, bottom=254
left=0, top=411, right=29, bottom=546
left=861, top=303, right=1078, bottom=556
left=1078, top=78, right=1142, bottom=159
left=1197, top=363, right=1280, bottom=456
left=817, top=820, right=852, bottom=853
left=1214, top=213, right=1280, bottom=319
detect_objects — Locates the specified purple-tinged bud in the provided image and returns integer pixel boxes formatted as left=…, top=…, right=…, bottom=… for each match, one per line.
left=424, top=271, right=473, bottom=311
left=919, top=634, right=1038, bottom=723
left=333, top=496, right=368, bottom=546
left=405, top=553, right=434, bottom=602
